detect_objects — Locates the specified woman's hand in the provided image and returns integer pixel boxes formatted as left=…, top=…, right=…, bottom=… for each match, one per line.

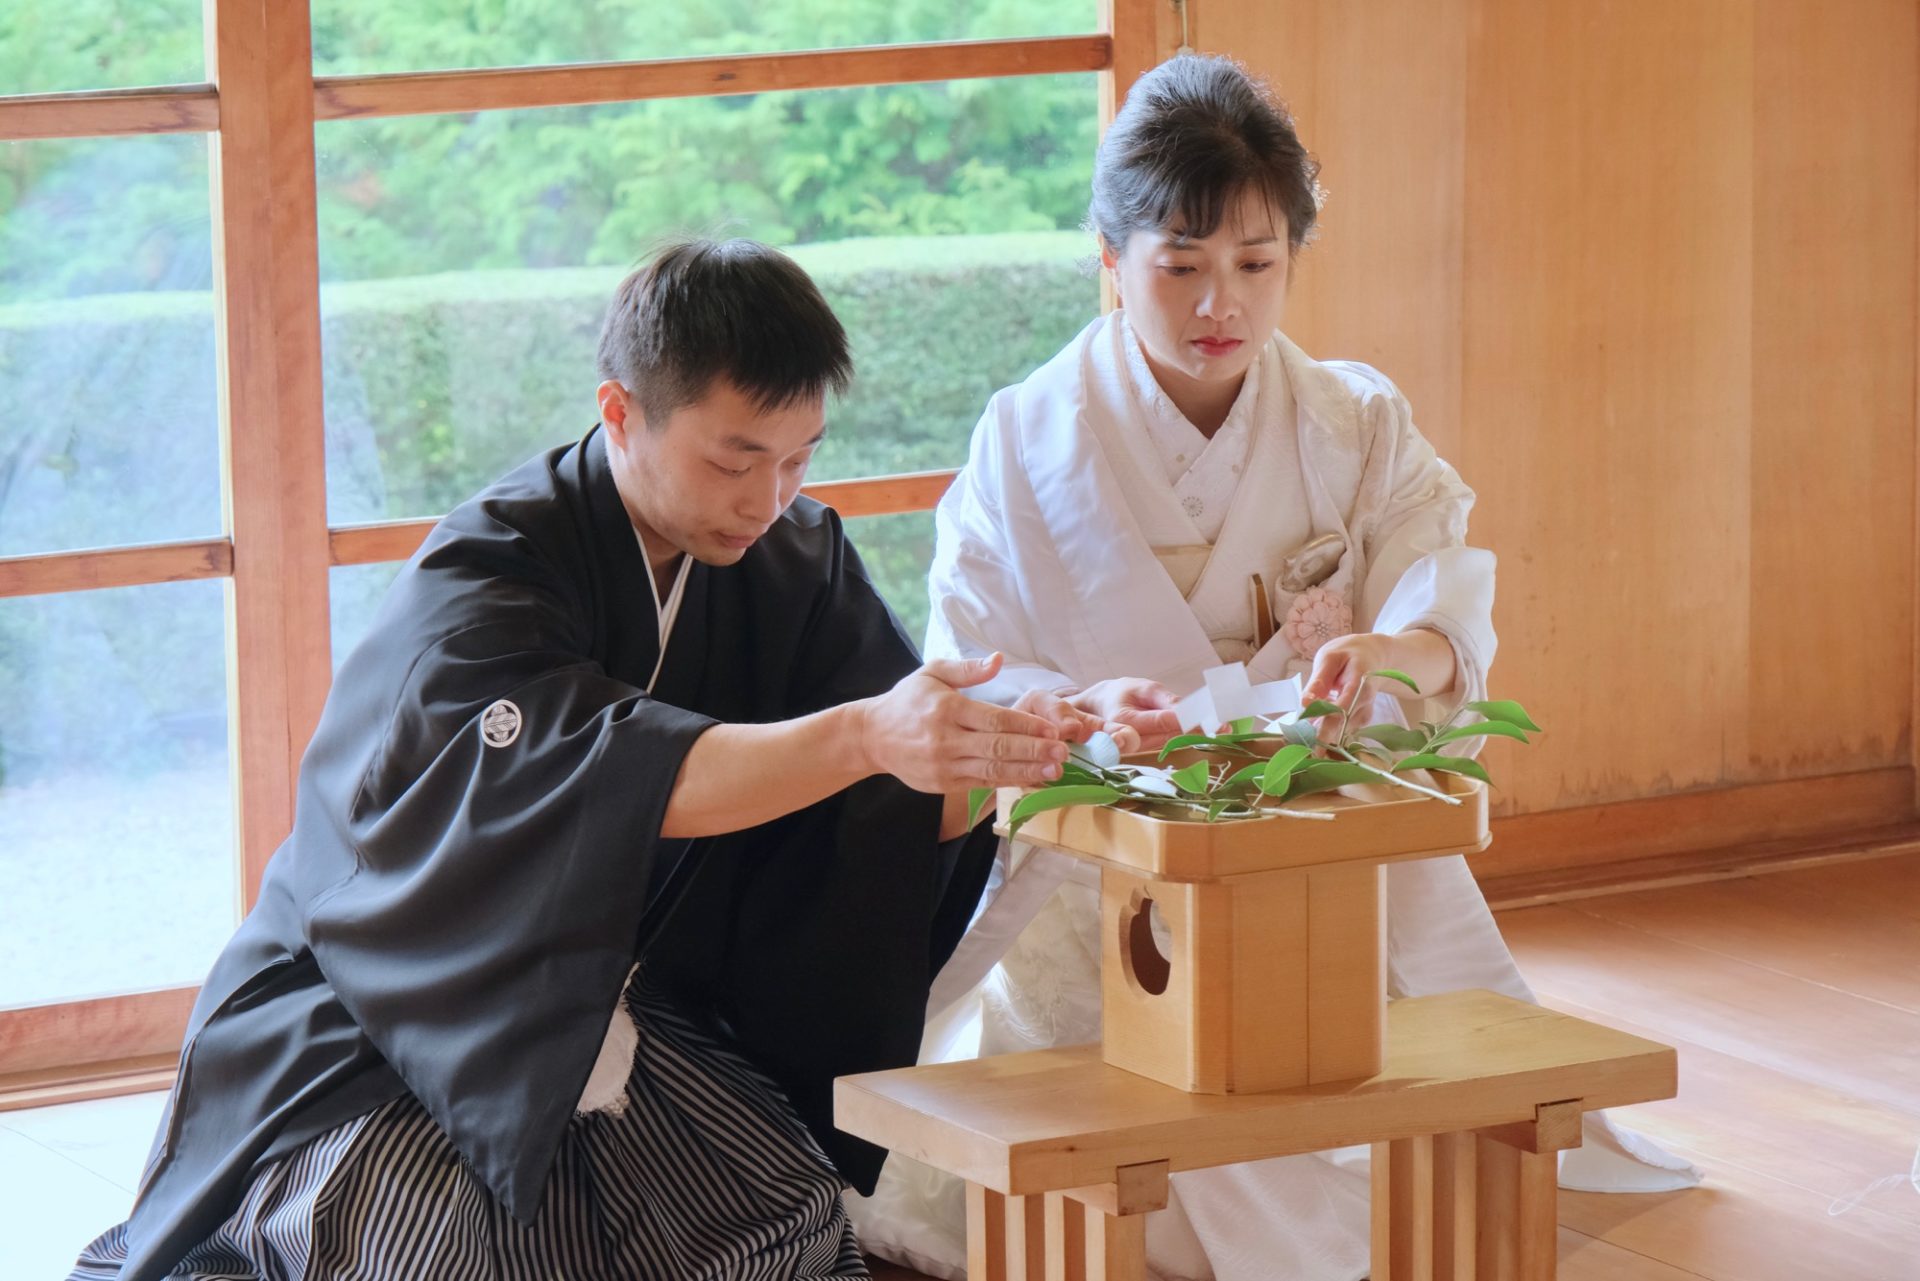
left=1301, top=628, right=1457, bottom=739
left=1011, top=689, right=1142, bottom=756
left=1068, top=678, right=1183, bottom=753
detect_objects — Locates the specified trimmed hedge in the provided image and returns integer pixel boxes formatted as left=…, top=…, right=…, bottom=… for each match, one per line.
left=0, top=232, right=1096, bottom=782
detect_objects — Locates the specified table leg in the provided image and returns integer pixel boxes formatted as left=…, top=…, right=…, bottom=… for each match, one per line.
left=967, top=1184, right=1048, bottom=1281
left=1433, top=1130, right=1478, bottom=1281
left=1474, top=1134, right=1558, bottom=1281
left=1083, top=1201, right=1147, bottom=1281
left=1372, top=1136, right=1437, bottom=1281
left=967, top=1183, right=1009, bottom=1281
left=1044, top=1192, right=1087, bottom=1281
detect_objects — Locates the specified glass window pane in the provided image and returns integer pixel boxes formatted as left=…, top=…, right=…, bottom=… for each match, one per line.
left=0, top=136, right=221, bottom=557
left=312, top=0, right=1098, bottom=76
left=0, top=579, right=233, bottom=1007
left=0, top=1, right=204, bottom=96
left=330, top=561, right=404, bottom=669
left=317, top=76, right=1099, bottom=524
left=845, top=509, right=935, bottom=649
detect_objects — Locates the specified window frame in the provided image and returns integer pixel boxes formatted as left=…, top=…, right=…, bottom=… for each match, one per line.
left=0, top=0, right=1176, bottom=1103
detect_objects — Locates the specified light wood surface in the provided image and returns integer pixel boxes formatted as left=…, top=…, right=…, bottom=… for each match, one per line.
left=835, top=989, right=1675, bottom=1197
left=0, top=85, right=220, bottom=141
left=0, top=539, right=233, bottom=599
left=314, top=37, right=1111, bottom=121
left=1498, top=853, right=1920, bottom=1280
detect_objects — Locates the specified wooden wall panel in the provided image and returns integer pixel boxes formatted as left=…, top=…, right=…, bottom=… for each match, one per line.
left=1197, top=0, right=1917, bottom=845
left=1462, top=0, right=1757, bottom=810
left=1749, top=0, right=1916, bottom=777
left=1197, top=1, right=1469, bottom=461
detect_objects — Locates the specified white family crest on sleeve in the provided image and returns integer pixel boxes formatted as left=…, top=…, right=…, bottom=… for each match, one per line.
left=480, top=699, right=522, bottom=748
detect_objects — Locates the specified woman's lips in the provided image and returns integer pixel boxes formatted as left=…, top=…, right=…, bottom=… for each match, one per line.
left=1192, top=337, right=1244, bottom=357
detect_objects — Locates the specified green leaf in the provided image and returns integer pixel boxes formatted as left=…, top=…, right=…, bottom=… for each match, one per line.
left=1282, top=761, right=1379, bottom=799
left=1058, top=762, right=1107, bottom=787
left=1369, top=667, right=1421, bottom=694
left=1357, top=723, right=1426, bottom=753
left=1301, top=699, right=1346, bottom=719
left=1229, top=716, right=1257, bottom=734
left=1394, top=753, right=1492, bottom=785
left=1157, top=730, right=1271, bottom=759
left=1170, top=761, right=1212, bottom=795
left=1222, top=762, right=1269, bottom=790
left=966, top=787, right=995, bottom=829
left=1428, top=721, right=1530, bottom=748
left=1006, top=785, right=1124, bottom=840
left=1259, top=744, right=1313, bottom=795
left=1464, top=700, right=1543, bottom=734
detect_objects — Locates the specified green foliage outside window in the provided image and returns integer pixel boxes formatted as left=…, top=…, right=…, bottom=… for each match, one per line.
left=0, top=0, right=1104, bottom=786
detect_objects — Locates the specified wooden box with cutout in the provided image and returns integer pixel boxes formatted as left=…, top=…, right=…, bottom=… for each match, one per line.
left=996, top=774, right=1490, bottom=1093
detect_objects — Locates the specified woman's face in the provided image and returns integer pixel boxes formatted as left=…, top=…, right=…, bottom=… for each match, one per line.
left=1104, top=186, right=1290, bottom=392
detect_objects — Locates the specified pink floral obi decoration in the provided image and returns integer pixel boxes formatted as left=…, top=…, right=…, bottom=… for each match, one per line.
left=1282, top=586, right=1353, bottom=660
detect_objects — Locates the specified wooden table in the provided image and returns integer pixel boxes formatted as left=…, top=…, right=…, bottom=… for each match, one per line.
left=836, top=989, right=1678, bottom=1281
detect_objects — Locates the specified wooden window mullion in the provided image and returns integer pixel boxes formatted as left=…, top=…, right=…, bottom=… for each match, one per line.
left=206, top=0, right=333, bottom=910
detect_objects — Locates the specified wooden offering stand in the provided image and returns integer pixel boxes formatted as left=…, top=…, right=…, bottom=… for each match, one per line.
left=1000, top=771, right=1491, bottom=1094
left=836, top=773, right=1680, bottom=1281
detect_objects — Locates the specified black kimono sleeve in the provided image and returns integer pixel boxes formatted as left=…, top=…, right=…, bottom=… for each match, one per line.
left=302, top=554, right=717, bottom=1222
left=641, top=507, right=999, bottom=1195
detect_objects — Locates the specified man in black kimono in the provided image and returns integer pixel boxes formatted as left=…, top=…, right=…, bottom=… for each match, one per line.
left=71, top=239, right=1096, bottom=1281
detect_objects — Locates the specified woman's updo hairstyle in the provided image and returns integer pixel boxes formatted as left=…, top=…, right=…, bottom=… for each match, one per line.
left=1089, top=54, right=1322, bottom=255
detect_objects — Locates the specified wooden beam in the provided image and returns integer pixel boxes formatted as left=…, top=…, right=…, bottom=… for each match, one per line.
left=1474, top=765, right=1917, bottom=887
left=1101, top=0, right=1179, bottom=122
left=0, top=987, right=196, bottom=1078
left=327, top=470, right=961, bottom=568
left=208, top=0, right=334, bottom=908
left=0, top=1056, right=177, bottom=1113
left=0, top=84, right=219, bottom=142
left=0, top=539, right=232, bottom=599
left=328, top=519, right=436, bottom=567
left=314, top=35, right=1111, bottom=122
left=803, top=468, right=958, bottom=519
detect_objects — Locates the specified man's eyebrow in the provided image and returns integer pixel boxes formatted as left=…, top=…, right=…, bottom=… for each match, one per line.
left=720, top=429, right=827, bottom=453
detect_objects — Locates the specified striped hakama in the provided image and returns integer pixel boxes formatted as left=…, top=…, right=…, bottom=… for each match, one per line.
left=69, top=978, right=868, bottom=1280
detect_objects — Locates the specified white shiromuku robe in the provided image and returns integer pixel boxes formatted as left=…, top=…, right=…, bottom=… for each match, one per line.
left=846, top=313, right=1700, bottom=1281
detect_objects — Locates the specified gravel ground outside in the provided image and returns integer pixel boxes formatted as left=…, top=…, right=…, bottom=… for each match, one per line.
left=1, top=753, right=237, bottom=1009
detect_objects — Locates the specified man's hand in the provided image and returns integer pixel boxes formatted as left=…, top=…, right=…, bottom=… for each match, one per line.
left=1009, top=689, right=1142, bottom=755
left=1069, top=678, right=1182, bottom=753
left=855, top=653, right=1070, bottom=793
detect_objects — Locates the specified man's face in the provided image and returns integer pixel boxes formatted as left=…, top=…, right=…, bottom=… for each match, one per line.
left=600, top=377, right=825, bottom=568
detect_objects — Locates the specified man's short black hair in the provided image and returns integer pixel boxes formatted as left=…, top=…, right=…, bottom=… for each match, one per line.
left=595, top=238, right=853, bottom=428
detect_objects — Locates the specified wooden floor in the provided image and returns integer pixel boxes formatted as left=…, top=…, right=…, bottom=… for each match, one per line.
left=7, top=855, right=1916, bottom=1279
left=875, top=852, right=1920, bottom=1280
left=1501, top=852, right=1920, bottom=1281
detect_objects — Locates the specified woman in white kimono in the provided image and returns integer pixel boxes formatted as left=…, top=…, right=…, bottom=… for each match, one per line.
left=848, top=54, right=1699, bottom=1281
